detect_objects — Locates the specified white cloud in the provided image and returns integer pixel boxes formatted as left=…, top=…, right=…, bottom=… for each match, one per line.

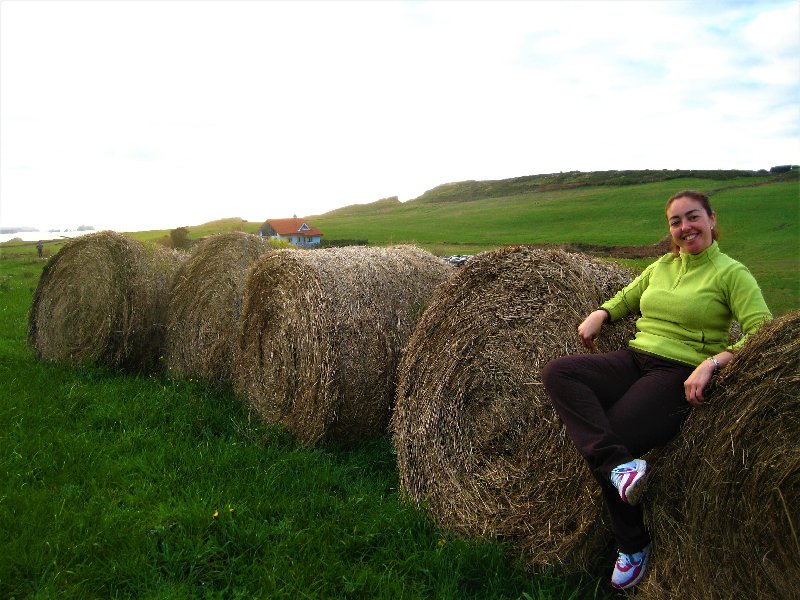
left=1, top=0, right=797, bottom=232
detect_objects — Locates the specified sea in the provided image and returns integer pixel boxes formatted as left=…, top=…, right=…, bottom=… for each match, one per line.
left=0, top=229, right=97, bottom=244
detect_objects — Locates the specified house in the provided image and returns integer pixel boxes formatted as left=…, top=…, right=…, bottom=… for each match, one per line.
left=258, top=216, right=324, bottom=247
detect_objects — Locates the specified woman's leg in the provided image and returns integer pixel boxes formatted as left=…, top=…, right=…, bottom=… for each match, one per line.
left=597, top=352, right=693, bottom=551
left=604, top=352, right=692, bottom=457
left=542, top=349, right=643, bottom=476
left=543, top=350, right=693, bottom=551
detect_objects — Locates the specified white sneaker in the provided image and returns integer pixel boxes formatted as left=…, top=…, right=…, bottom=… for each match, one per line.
left=610, top=459, right=648, bottom=505
left=611, top=544, right=652, bottom=589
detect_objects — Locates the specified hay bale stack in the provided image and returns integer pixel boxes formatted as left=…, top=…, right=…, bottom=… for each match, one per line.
left=28, top=231, right=184, bottom=372
left=235, top=245, right=454, bottom=447
left=639, top=311, right=799, bottom=600
left=164, top=232, right=275, bottom=382
left=392, top=246, right=637, bottom=572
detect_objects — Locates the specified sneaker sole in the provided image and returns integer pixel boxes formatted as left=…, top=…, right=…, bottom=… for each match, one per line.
left=624, top=470, right=649, bottom=506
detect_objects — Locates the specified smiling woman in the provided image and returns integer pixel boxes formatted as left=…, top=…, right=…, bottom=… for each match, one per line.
left=542, top=189, right=773, bottom=590
left=666, top=190, right=718, bottom=256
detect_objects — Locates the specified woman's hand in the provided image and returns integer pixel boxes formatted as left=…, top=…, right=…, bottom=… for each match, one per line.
left=684, top=351, right=733, bottom=407
left=577, top=310, right=608, bottom=352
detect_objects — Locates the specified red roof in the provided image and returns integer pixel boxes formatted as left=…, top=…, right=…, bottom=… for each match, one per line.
left=267, top=218, right=323, bottom=237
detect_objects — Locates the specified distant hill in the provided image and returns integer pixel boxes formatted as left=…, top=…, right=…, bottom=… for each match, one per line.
left=306, top=169, right=798, bottom=315
left=322, top=196, right=402, bottom=217
left=314, top=169, right=795, bottom=215
left=402, top=169, right=780, bottom=204
left=0, top=227, right=38, bottom=234
left=72, top=168, right=796, bottom=314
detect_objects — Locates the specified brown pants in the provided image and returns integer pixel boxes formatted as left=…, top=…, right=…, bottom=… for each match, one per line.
left=541, top=349, right=693, bottom=552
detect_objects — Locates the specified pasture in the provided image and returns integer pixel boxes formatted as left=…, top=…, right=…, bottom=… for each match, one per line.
left=1, top=171, right=797, bottom=598
left=0, top=251, right=604, bottom=599
left=309, top=177, right=799, bottom=315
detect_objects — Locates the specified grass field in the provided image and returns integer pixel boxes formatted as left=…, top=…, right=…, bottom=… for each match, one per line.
left=0, top=253, right=609, bottom=599
left=308, top=177, right=799, bottom=315
left=8, top=174, right=797, bottom=313
left=1, top=171, right=797, bottom=598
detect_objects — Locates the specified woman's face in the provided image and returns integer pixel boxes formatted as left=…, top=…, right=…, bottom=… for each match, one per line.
left=667, top=196, right=716, bottom=255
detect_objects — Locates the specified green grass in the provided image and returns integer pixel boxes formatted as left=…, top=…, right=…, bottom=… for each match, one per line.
left=314, top=178, right=760, bottom=246
left=710, top=183, right=800, bottom=315
left=310, top=177, right=799, bottom=315
left=0, top=256, right=610, bottom=599
left=2, top=170, right=796, bottom=597
left=5, top=171, right=796, bottom=313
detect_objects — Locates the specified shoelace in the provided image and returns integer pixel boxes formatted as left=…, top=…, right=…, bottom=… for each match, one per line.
left=610, top=467, right=635, bottom=486
left=617, top=551, right=643, bottom=568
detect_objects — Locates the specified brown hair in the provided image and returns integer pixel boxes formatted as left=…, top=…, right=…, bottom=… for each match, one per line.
left=665, top=190, right=719, bottom=256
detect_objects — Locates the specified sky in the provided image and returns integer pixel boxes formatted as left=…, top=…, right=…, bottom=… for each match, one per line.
left=1, top=0, right=798, bottom=233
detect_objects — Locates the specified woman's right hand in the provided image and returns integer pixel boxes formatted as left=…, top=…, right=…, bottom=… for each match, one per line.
left=578, top=309, right=608, bottom=352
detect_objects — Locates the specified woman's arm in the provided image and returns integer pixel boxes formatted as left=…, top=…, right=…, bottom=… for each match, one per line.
left=600, top=264, right=654, bottom=323
left=726, top=264, right=773, bottom=351
left=577, top=309, right=609, bottom=352
left=686, top=259, right=772, bottom=407
left=683, top=350, right=734, bottom=407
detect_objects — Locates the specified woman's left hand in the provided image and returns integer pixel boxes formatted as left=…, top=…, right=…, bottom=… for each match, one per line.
left=683, top=352, right=734, bottom=407
left=684, top=362, right=716, bottom=406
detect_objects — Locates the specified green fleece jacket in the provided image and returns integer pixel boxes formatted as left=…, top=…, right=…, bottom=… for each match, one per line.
left=601, top=241, right=772, bottom=366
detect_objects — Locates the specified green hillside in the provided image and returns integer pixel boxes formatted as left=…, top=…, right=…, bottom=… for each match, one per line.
left=410, top=168, right=773, bottom=203
left=4, top=169, right=797, bottom=314
left=0, top=169, right=796, bottom=597
left=310, top=171, right=799, bottom=315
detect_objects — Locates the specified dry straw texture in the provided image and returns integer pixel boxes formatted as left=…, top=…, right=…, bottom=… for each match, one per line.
left=392, top=246, right=637, bottom=572
left=164, top=232, right=275, bottom=382
left=638, top=310, right=799, bottom=600
left=28, top=231, right=184, bottom=372
left=235, top=245, right=454, bottom=448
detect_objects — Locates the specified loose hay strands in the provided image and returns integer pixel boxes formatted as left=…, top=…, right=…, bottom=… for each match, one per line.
left=235, top=245, right=454, bottom=448
left=391, top=246, right=637, bottom=572
left=639, top=311, right=800, bottom=600
left=164, top=232, right=275, bottom=382
left=28, top=231, right=185, bottom=372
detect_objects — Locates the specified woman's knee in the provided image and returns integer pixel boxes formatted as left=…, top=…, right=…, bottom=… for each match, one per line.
left=541, top=355, right=580, bottom=391
left=541, top=356, right=565, bottom=386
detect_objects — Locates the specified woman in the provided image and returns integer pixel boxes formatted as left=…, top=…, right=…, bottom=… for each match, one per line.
left=541, top=190, right=772, bottom=590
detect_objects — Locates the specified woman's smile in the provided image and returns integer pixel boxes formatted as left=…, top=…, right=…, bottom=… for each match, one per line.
left=667, top=196, right=716, bottom=254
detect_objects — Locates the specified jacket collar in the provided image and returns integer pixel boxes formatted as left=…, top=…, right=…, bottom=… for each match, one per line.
left=680, top=240, right=719, bottom=264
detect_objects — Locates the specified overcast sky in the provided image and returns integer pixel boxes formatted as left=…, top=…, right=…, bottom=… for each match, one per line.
left=1, top=0, right=798, bottom=233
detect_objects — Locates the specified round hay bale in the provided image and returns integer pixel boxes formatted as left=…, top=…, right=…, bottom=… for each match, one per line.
left=234, top=245, right=454, bottom=448
left=28, top=231, right=185, bottom=372
left=391, top=246, right=638, bottom=572
left=639, top=311, right=800, bottom=600
left=164, top=232, right=275, bottom=382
